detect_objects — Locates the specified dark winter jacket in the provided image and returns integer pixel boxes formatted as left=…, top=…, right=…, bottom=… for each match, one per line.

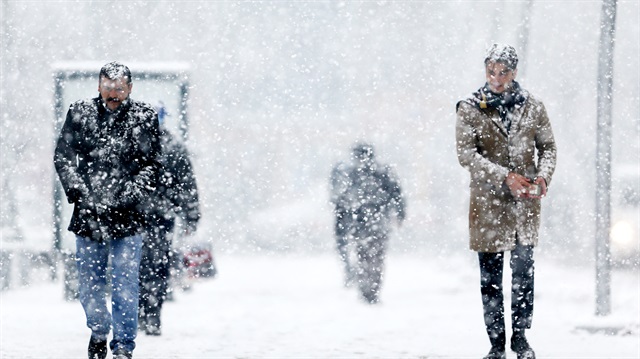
left=143, top=127, right=200, bottom=233
left=54, top=97, right=161, bottom=241
left=334, top=159, right=406, bottom=233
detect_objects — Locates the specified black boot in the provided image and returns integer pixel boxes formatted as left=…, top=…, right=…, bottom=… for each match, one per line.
left=112, top=348, right=132, bottom=359
left=483, top=346, right=506, bottom=359
left=138, top=310, right=147, bottom=332
left=145, top=313, right=162, bottom=336
left=88, top=336, right=107, bottom=359
left=511, top=330, right=536, bottom=359
left=484, top=329, right=506, bottom=359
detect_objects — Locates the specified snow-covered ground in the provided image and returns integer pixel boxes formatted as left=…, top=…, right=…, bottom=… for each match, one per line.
left=1, top=253, right=638, bottom=358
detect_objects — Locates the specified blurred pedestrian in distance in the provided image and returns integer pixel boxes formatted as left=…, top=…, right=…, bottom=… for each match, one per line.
left=53, top=61, right=161, bottom=359
left=455, top=44, right=557, bottom=359
left=330, top=142, right=405, bottom=304
left=138, top=103, right=201, bottom=336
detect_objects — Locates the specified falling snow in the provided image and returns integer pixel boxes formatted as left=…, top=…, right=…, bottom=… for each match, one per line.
left=1, top=1, right=639, bottom=358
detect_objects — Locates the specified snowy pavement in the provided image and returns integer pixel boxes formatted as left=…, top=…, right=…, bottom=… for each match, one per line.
left=1, top=253, right=639, bottom=358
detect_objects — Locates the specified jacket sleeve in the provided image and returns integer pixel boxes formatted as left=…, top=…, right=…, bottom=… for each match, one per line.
left=533, top=101, right=557, bottom=186
left=455, top=102, right=510, bottom=189
left=392, top=182, right=406, bottom=222
left=170, top=144, right=201, bottom=232
left=383, top=167, right=406, bottom=221
left=53, top=104, right=90, bottom=204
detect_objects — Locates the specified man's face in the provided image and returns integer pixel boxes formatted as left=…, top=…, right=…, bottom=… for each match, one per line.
left=98, top=76, right=132, bottom=111
left=485, top=61, right=517, bottom=94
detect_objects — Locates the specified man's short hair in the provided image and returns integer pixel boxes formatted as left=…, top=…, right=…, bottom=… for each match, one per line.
left=99, top=61, right=132, bottom=83
left=352, top=142, right=375, bottom=161
left=484, top=44, right=518, bottom=70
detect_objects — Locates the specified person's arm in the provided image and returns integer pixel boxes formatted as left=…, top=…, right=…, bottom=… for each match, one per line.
left=455, top=102, right=510, bottom=190
left=533, top=102, right=557, bottom=193
left=53, top=104, right=90, bottom=205
left=170, top=144, right=201, bottom=233
left=391, top=184, right=405, bottom=223
left=382, top=168, right=406, bottom=223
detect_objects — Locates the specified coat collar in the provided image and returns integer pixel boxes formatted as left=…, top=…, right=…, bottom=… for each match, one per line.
left=459, top=86, right=530, bottom=138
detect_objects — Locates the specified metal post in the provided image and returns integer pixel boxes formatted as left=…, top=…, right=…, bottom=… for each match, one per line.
left=595, top=0, right=617, bottom=316
left=52, top=71, right=65, bottom=253
left=517, top=0, right=534, bottom=80
left=179, top=80, right=190, bottom=142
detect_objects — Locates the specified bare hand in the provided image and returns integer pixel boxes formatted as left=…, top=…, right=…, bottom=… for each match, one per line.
left=505, top=172, right=531, bottom=198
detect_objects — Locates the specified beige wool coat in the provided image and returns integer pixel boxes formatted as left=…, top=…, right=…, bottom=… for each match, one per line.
left=455, top=91, right=557, bottom=253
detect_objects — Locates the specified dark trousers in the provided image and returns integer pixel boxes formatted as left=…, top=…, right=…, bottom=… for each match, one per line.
left=139, top=219, right=173, bottom=321
left=478, top=243, right=534, bottom=348
left=353, top=212, right=389, bottom=303
left=355, top=231, right=388, bottom=303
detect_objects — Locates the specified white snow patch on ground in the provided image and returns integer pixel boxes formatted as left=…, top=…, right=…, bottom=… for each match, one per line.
left=1, top=254, right=638, bottom=358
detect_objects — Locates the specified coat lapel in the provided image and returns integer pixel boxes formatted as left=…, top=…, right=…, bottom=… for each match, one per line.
left=487, top=110, right=509, bottom=138
left=506, top=100, right=527, bottom=135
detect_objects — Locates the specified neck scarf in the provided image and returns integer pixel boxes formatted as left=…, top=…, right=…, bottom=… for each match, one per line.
left=473, top=81, right=526, bottom=133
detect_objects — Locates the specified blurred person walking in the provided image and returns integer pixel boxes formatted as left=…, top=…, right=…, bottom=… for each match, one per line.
left=455, top=44, right=557, bottom=359
left=138, top=105, right=200, bottom=336
left=54, top=62, right=161, bottom=359
left=332, top=143, right=405, bottom=304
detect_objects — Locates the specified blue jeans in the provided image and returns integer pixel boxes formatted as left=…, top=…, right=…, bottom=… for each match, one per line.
left=76, top=234, right=143, bottom=354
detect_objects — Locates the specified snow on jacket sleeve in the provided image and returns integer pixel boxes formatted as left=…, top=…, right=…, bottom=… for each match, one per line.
left=54, top=103, right=91, bottom=205
left=531, top=101, right=557, bottom=186
left=382, top=166, right=406, bottom=221
left=169, top=141, right=201, bottom=232
left=455, top=101, right=510, bottom=189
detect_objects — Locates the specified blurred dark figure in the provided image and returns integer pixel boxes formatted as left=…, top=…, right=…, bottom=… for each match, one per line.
left=332, top=143, right=405, bottom=303
left=138, top=106, right=200, bottom=336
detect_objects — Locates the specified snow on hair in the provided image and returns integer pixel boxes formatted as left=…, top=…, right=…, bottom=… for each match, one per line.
left=99, top=61, right=132, bottom=83
left=484, top=44, right=518, bottom=70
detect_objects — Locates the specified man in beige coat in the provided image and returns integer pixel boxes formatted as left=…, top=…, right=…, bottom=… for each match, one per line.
left=456, top=44, right=557, bottom=359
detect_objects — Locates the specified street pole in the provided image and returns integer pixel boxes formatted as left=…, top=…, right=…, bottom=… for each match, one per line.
left=516, top=0, right=534, bottom=80
left=595, top=0, right=617, bottom=316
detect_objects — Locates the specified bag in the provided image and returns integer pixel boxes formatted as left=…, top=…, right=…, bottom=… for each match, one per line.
left=183, top=243, right=217, bottom=279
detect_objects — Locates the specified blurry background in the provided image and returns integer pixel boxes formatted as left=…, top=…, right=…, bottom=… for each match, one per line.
left=1, top=1, right=638, bottom=264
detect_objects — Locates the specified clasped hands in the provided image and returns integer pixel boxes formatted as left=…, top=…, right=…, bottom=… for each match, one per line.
left=505, top=172, right=547, bottom=199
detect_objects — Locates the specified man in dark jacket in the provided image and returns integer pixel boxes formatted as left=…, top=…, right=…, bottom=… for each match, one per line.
left=138, top=108, right=200, bottom=336
left=54, top=62, right=161, bottom=359
left=334, top=143, right=405, bottom=304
